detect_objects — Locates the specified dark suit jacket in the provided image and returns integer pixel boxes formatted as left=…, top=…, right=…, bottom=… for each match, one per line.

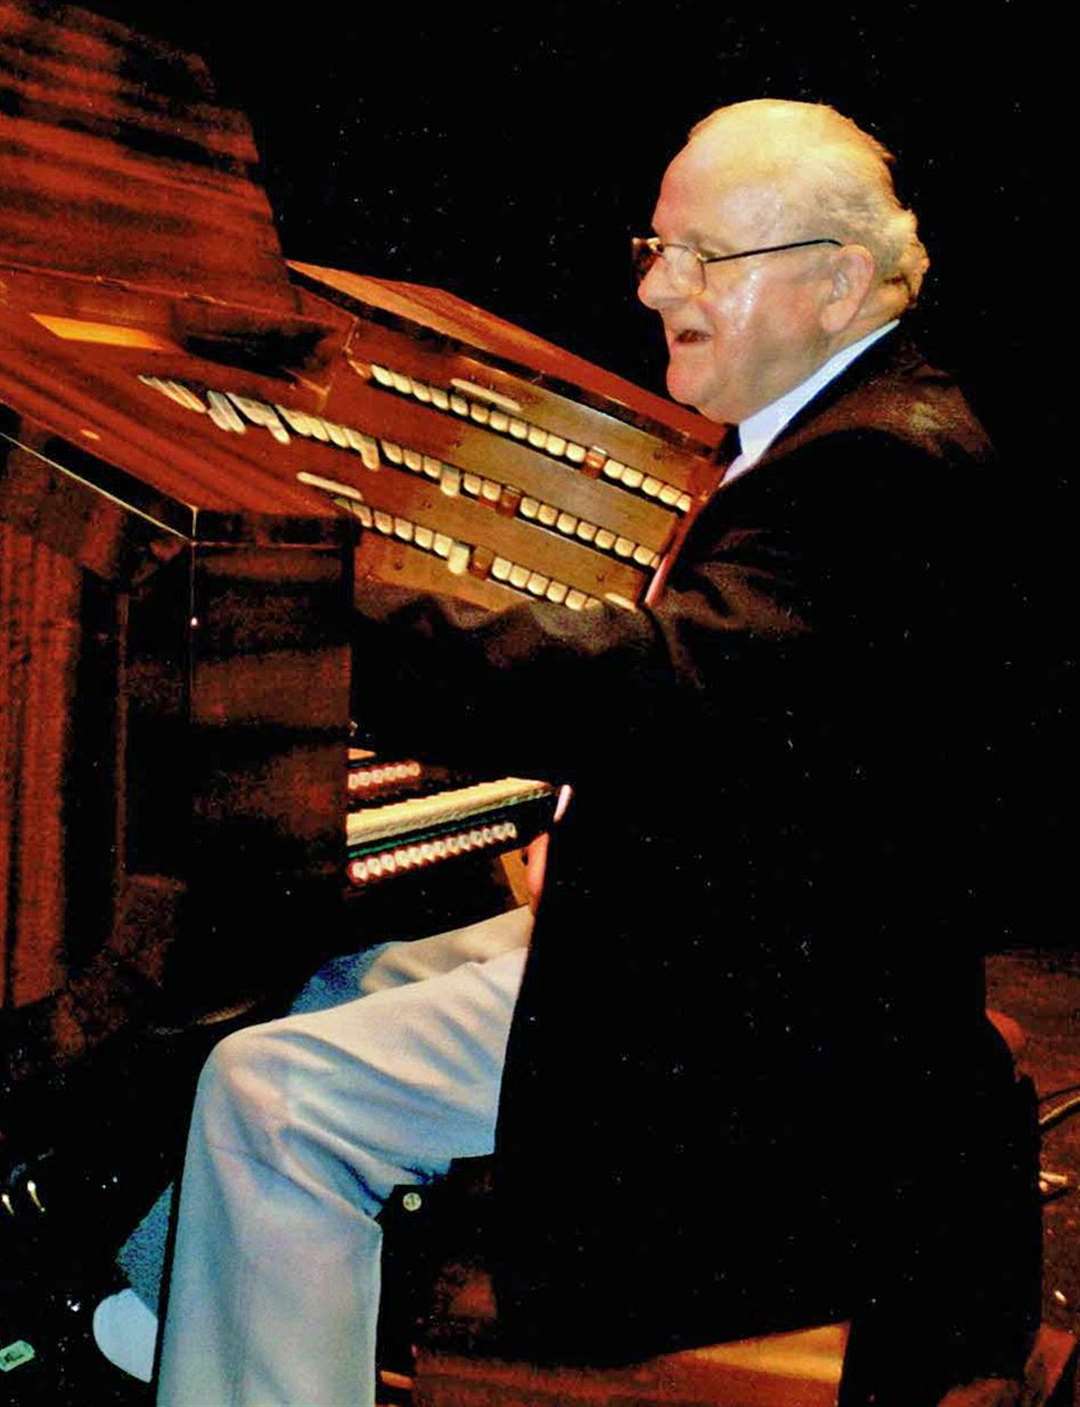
left=354, top=332, right=1037, bottom=1403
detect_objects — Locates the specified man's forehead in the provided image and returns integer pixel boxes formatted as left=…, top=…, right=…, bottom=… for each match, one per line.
left=653, top=138, right=788, bottom=241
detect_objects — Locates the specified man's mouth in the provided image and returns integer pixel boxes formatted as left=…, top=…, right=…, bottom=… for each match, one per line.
left=672, top=329, right=710, bottom=345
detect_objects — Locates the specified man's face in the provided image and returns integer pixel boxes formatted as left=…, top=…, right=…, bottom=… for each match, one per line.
left=639, top=132, right=835, bottom=425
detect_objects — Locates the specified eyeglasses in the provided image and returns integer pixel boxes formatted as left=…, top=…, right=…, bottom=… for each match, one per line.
left=631, top=235, right=843, bottom=295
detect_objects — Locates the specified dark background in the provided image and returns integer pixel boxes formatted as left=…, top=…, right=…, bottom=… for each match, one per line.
left=94, top=1, right=1065, bottom=943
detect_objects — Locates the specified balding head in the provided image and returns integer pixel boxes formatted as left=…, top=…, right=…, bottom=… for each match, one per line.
left=688, top=100, right=928, bottom=310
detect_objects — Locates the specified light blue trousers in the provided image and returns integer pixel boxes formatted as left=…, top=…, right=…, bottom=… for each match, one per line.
left=152, top=907, right=531, bottom=1406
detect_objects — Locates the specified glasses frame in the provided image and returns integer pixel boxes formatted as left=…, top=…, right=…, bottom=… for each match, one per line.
left=632, top=235, right=843, bottom=294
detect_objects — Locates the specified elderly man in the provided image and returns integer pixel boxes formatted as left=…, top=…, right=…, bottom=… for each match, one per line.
left=98, top=100, right=1033, bottom=1406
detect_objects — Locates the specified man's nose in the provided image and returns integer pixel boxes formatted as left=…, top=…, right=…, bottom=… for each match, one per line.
left=637, top=253, right=683, bottom=310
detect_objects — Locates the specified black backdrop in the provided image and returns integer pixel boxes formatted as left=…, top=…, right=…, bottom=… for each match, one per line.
left=92, top=1, right=1065, bottom=943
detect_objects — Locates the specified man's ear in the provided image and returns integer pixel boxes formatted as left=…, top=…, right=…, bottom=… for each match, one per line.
left=820, top=244, right=876, bottom=333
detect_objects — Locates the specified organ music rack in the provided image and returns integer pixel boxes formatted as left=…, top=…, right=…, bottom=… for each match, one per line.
left=0, top=0, right=724, bottom=1095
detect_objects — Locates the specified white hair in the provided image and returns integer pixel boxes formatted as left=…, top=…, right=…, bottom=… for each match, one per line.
left=689, top=100, right=929, bottom=307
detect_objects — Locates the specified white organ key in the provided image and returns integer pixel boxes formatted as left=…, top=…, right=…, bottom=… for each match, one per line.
left=481, top=479, right=501, bottom=503
left=430, top=387, right=450, bottom=411
left=440, top=466, right=461, bottom=496
left=520, top=498, right=540, bottom=520
left=659, top=483, right=680, bottom=506
left=374, top=511, right=394, bottom=534
left=527, top=572, right=549, bottom=596
left=545, top=433, right=567, bottom=457
left=391, top=371, right=412, bottom=395
left=595, top=528, right=616, bottom=551
left=538, top=504, right=558, bottom=527
left=603, top=460, right=626, bottom=481
left=322, top=421, right=351, bottom=449
left=642, top=476, right=663, bottom=497
left=565, top=443, right=586, bottom=464
left=411, top=379, right=431, bottom=403
left=566, top=589, right=587, bottom=610
left=450, top=394, right=469, bottom=416
left=492, top=557, right=512, bottom=581
left=381, top=441, right=404, bottom=465
left=403, top=449, right=423, bottom=472
left=164, top=380, right=209, bottom=413
left=206, top=391, right=246, bottom=433
left=509, top=419, right=528, bottom=440
left=415, top=525, right=435, bottom=551
left=346, top=429, right=381, bottom=469
left=469, top=403, right=491, bottom=425
left=621, top=466, right=644, bottom=489
left=394, top=518, right=414, bottom=541
left=576, top=521, right=598, bottom=543
left=527, top=425, right=546, bottom=449
left=450, top=379, right=523, bottom=414
left=546, top=581, right=568, bottom=604
left=434, top=533, right=453, bottom=558
left=676, top=493, right=693, bottom=513
left=355, top=504, right=374, bottom=528
left=614, top=537, right=634, bottom=558
left=447, top=542, right=470, bottom=575
left=462, top=473, right=482, bottom=496
left=371, top=365, right=394, bottom=388
left=633, top=545, right=655, bottom=566
left=489, top=410, right=510, bottom=433
left=556, top=512, right=578, bottom=536
left=509, top=564, right=530, bottom=589
left=423, top=456, right=443, bottom=479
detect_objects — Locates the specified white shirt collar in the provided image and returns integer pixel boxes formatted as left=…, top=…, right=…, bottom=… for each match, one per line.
left=725, top=320, right=899, bottom=484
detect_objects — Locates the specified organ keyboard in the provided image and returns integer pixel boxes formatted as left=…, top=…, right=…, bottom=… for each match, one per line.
left=0, top=0, right=726, bottom=1093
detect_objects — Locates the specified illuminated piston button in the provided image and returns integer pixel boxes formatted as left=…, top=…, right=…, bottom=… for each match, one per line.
left=556, top=512, right=578, bottom=536
left=381, top=852, right=397, bottom=874
left=447, top=835, right=462, bottom=855
left=407, top=845, right=423, bottom=867
left=349, top=860, right=368, bottom=883
left=374, top=512, right=394, bottom=535
left=508, top=418, right=528, bottom=440
left=390, top=371, right=411, bottom=395
left=433, top=839, right=448, bottom=859
left=414, top=525, right=435, bottom=551
left=422, top=456, right=442, bottom=480
left=546, top=581, right=569, bottom=604
left=450, top=394, right=469, bottom=417
left=420, top=842, right=436, bottom=862
left=366, top=855, right=384, bottom=877
left=527, top=572, right=550, bottom=596
left=642, top=476, right=663, bottom=497
left=440, top=466, right=461, bottom=497
left=430, top=387, right=450, bottom=411
left=508, top=564, right=530, bottom=590
left=371, top=365, right=394, bottom=388
left=447, top=542, right=471, bottom=575
left=395, top=848, right=413, bottom=869
left=381, top=441, right=404, bottom=465
left=481, top=826, right=495, bottom=845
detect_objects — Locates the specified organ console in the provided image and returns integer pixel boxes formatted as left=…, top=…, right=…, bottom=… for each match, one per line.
left=0, top=0, right=725, bottom=1109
